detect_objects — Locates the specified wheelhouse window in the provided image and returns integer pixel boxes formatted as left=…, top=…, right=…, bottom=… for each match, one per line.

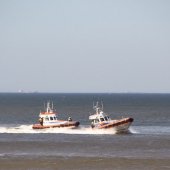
left=100, top=118, right=105, bottom=122
left=94, top=119, right=99, bottom=123
left=50, top=117, right=53, bottom=120
left=45, top=117, right=49, bottom=121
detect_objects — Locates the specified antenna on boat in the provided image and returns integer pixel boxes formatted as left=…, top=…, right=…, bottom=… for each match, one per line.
left=96, top=101, right=99, bottom=107
left=101, top=101, right=103, bottom=110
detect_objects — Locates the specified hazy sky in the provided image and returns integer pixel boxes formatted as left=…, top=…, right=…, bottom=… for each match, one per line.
left=0, top=0, right=170, bottom=93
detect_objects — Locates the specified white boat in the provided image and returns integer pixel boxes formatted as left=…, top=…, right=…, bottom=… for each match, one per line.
left=32, top=102, right=80, bottom=129
left=89, top=102, right=133, bottom=133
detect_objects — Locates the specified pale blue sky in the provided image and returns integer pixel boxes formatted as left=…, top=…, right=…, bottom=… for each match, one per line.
left=0, top=0, right=170, bottom=93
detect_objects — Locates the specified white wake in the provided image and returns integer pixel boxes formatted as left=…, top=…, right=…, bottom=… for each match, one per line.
left=0, top=124, right=117, bottom=135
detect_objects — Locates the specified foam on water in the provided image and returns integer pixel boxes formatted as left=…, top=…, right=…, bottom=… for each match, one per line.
left=130, top=126, right=170, bottom=135
left=0, top=124, right=117, bottom=135
left=0, top=124, right=169, bottom=135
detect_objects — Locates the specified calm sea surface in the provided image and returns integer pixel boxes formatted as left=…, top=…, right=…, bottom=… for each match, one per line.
left=0, top=93, right=170, bottom=170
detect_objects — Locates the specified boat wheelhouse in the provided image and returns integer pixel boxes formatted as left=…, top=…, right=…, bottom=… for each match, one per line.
left=89, top=102, right=133, bottom=133
left=32, top=102, right=80, bottom=129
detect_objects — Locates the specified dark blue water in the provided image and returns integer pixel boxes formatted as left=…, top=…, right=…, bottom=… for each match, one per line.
left=0, top=93, right=170, bottom=170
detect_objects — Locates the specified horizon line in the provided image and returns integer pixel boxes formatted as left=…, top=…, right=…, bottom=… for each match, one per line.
left=0, top=91, right=170, bottom=94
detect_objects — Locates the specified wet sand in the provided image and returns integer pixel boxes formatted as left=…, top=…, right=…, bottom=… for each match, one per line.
left=0, top=156, right=170, bottom=170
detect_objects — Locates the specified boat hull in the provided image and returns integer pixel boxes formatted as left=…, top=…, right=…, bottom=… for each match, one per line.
left=32, top=121, right=80, bottom=129
left=93, top=117, right=133, bottom=133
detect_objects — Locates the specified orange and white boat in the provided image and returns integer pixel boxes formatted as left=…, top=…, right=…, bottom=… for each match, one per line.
left=32, top=102, right=80, bottom=129
left=89, top=102, right=134, bottom=133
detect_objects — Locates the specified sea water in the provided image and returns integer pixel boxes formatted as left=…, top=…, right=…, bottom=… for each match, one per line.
left=0, top=93, right=170, bottom=170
